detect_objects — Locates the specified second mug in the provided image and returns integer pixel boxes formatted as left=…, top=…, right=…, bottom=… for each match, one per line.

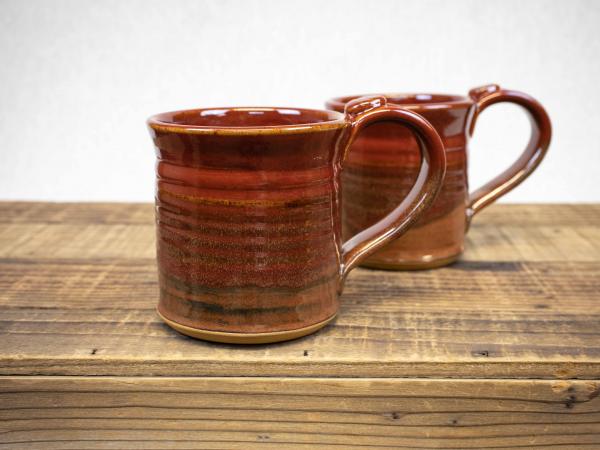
left=327, top=84, right=552, bottom=269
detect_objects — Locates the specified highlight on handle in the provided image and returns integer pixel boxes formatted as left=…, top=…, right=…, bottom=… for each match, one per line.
left=466, top=85, right=552, bottom=223
left=338, top=97, right=447, bottom=287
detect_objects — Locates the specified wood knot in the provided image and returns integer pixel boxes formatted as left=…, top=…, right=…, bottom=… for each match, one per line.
left=565, top=395, right=576, bottom=409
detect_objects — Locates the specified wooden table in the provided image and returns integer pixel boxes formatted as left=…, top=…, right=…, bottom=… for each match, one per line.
left=1, top=202, right=599, bottom=449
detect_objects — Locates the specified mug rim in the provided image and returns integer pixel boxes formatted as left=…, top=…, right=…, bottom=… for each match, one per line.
left=326, top=93, right=473, bottom=112
left=148, top=106, right=346, bottom=135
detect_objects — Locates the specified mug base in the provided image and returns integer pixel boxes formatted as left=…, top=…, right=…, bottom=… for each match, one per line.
left=157, top=309, right=337, bottom=344
left=361, top=253, right=460, bottom=271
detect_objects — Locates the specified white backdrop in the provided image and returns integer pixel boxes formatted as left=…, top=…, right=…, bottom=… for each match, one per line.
left=1, top=0, right=599, bottom=202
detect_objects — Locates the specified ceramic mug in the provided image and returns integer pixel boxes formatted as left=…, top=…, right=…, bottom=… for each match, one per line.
left=326, top=84, right=552, bottom=269
left=147, top=98, right=446, bottom=344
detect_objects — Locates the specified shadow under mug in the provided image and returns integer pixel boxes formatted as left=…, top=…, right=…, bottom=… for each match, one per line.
left=147, top=98, right=446, bottom=344
left=326, top=84, right=552, bottom=270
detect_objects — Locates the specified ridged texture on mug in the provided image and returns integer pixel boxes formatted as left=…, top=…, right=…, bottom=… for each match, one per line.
left=151, top=128, right=345, bottom=333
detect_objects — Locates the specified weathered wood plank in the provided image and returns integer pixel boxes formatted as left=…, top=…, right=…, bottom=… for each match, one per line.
left=0, top=202, right=153, bottom=225
left=473, top=203, right=600, bottom=227
left=0, top=257, right=599, bottom=378
left=0, top=377, right=599, bottom=449
left=0, top=224, right=155, bottom=259
left=466, top=225, right=600, bottom=262
left=0, top=203, right=599, bottom=263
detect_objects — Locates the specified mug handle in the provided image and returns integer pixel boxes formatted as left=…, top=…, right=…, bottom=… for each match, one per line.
left=466, top=84, right=552, bottom=224
left=339, top=96, right=447, bottom=282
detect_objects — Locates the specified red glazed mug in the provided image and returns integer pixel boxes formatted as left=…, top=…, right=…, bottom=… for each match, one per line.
left=147, top=99, right=446, bottom=344
left=327, top=85, right=552, bottom=269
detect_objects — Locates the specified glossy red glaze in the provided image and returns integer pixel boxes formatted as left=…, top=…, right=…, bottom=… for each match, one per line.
left=147, top=101, right=446, bottom=338
left=326, top=85, right=552, bottom=269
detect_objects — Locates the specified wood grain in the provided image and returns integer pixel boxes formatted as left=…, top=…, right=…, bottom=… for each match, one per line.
left=1, top=256, right=600, bottom=377
left=1, top=377, right=599, bottom=449
left=0, top=202, right=599, bottom=448
left=1, top=203, right=599, bottom=262
left=0, top=202, right=599, bottom=378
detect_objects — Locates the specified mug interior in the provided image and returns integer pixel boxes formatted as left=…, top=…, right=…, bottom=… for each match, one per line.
left=383, top=93, right=469, bottom=105
left=150, top=107, right=344, bottom=129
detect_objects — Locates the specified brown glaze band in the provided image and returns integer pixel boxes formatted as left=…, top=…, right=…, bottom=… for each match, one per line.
left=150, top=107, right=345, bottom=135
left=156, top=308, right=337, bottom=344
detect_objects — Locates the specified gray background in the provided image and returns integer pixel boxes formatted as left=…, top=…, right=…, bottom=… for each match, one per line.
left=1, top=0, right=599, bottom=202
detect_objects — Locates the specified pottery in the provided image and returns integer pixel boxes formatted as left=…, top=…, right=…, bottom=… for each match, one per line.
left=326, top=85, right=552, bottom=269
left=147, top=97, right=446, bottom=343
